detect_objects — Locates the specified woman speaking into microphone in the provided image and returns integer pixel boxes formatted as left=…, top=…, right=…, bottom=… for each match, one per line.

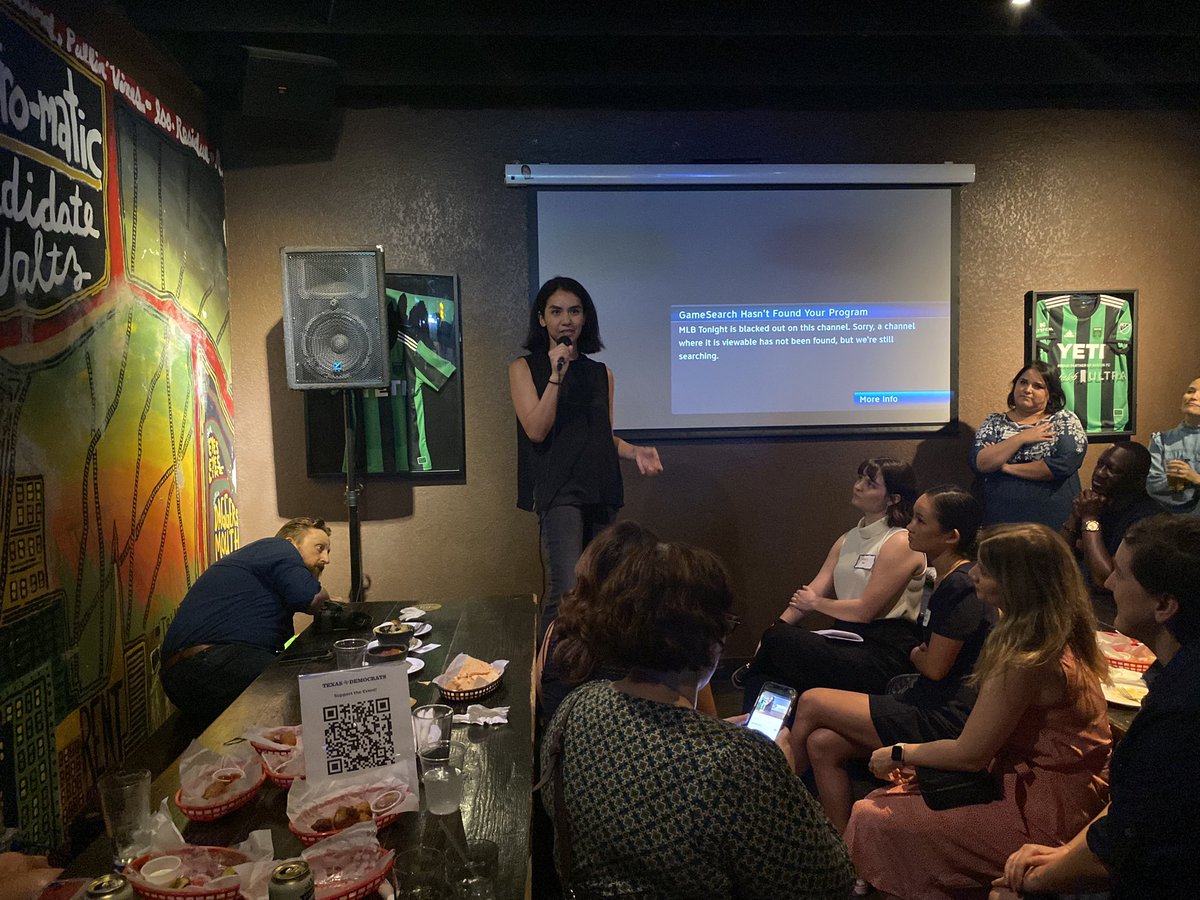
left=510, top=276, right=663, bottom=642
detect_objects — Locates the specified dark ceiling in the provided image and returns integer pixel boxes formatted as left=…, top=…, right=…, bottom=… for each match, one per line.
left=115, top=1, right=1200, bottom=112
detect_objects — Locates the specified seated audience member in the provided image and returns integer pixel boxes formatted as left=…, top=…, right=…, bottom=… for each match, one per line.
left=846, top=523, right=1111, bottom=900
left=537, top=520, right=660, bottom=724
left=1061, top=442, right=1158, bottom=607
left=993, top=514, right=1200, bottom=900
left=736, top=458, right=927, bottom=711
left=971, top=361, right=1088, bottom=528
left=161, top=517, right=333, bottom=731
left=541, top=541, right=854, bottom=899
left=786, top=487, right=995, bottom=833
left=1147, top=375, right=1200, bottom=515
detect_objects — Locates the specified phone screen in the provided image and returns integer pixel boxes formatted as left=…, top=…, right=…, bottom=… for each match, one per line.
left=746, top=686, right=796, bottom=741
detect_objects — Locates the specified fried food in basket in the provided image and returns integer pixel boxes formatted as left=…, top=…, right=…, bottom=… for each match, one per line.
left=445, top=656, right=499, bottom=691
left=269, top=730, right=299, bottom=747
left=311, top=801, right=373, bottom=833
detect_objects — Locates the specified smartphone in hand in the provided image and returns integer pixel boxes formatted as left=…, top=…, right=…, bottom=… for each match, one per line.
left=746, top=681, right=798, bottom=741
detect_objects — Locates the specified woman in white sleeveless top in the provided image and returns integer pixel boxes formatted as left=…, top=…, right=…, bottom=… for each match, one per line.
left=738, top=458, right=927, bottom=711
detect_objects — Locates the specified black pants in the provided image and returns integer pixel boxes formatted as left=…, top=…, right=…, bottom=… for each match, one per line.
left=740, top=619, right=921, bottom=713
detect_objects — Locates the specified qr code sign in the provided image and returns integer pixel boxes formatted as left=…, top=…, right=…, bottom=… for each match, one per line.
left=322, top=698, right=395, bottom=775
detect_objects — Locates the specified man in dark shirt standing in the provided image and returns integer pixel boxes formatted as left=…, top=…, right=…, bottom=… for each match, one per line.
left=160, top=517, right=333, bottom=732
left=994, top=514, right=1200, bottom=899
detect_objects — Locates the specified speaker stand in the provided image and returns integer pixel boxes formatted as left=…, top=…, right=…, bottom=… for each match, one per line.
left=342, top=389, right=365, bottom=603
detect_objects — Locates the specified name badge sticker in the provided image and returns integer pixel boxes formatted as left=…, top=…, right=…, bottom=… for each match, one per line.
left=853, top=553, right=877, bottom=571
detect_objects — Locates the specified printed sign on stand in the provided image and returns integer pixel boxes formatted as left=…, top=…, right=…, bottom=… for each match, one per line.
left=298, top=664, right=418, bottom=789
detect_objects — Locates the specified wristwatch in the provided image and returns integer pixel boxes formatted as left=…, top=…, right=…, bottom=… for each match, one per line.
left=891, top=743, right=906, bottom=763
left=1083, top=519, right=1101, bottom=533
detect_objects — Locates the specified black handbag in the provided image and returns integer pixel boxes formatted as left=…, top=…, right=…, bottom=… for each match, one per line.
left=915, top=766, right=1001, bottom=810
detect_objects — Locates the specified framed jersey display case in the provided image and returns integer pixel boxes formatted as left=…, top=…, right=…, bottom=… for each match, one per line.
left=1025, top=289, right=1136, bottom=438
left=305, top=272, right=465, bottom=481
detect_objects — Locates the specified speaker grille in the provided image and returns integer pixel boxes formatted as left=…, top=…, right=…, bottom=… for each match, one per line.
left=281, top=248, right=389, bottom=389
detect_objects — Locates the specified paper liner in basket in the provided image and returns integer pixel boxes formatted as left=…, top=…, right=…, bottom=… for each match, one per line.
left=244, top=724, right=303, bottom=753
left=262, top=747, right=307, bottom=787
left=176, top=741, right=262, bottom=811
left=287, top=769, right=416, bottom=842
left=235, top=823, right=393, bottom=900
left=126, top=828, right=273, bottom=896
left=433, top=654, right=509, bottom=693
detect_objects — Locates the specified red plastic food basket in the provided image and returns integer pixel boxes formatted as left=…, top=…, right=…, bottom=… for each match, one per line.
left=1098, top=631, right=1155, bottom=674
left=262, top=751, right=305, bottom=789
left=125, top=847, right=250, bottom=900
left=309, top=847, right=393, bottom=900
left=289, top=792, right=404, bottom=846
left=174, top=764, right=266, bottom=821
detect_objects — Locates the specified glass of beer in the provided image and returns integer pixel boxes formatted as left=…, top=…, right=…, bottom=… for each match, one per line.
left=1168, top=455, right=1191, bottom=492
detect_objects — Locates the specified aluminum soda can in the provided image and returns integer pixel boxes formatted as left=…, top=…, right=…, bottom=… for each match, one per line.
left=86, top=874, right=134, bottom=900
left=269, top=861, right=315, bottom=900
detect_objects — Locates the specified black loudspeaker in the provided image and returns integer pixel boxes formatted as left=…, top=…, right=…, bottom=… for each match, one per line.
left=280, top=247, right=389, bottom=390
left=241, top=47, right=337, bottom=122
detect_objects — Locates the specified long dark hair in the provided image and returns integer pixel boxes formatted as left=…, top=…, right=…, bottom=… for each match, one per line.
left=522, top=276, right=604, bottom=354
left=1005, top=360, right=1067, bottom=415
left=859, top=457, right=917, bottom=528
left=923, top=485, right=983, bottom=558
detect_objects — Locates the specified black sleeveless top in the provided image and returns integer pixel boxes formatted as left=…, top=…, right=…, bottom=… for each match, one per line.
left=516, top=353, right=623, bottom=514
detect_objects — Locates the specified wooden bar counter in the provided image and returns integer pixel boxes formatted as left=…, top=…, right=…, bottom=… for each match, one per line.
left=66, top=596, right=538, bottom=898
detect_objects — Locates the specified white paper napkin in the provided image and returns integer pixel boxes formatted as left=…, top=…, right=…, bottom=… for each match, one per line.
left=452, top=704, right=510, bottom=726
left=413, top=642, right=440, bottom=655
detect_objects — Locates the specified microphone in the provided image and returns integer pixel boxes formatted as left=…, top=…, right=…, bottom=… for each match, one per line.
left=556, top=335, right=573, bottom=374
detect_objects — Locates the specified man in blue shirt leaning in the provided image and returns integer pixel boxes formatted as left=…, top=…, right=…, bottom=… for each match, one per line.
left=160, top=517, right=333, bottom=732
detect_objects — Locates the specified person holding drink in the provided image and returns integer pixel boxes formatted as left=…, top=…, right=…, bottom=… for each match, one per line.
left=1147, top=376, right=1200, bottom=516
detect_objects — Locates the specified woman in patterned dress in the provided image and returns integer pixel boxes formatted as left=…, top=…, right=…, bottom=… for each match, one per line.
left=541, top=538, right=854, bottom=900
left=845, top=523, right=1111, bottom=899
left=971, top=360, right=1088, bottom=528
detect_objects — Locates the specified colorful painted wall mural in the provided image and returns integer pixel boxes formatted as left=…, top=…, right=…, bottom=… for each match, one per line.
left=0, top=0, right=234, bottom=850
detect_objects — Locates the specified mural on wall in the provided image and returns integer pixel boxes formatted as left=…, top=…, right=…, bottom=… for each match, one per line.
left=0, top=0, right=234, bottom=850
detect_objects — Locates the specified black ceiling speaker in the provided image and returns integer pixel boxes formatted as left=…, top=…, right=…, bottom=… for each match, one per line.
left=280, top=247, right=388, bottom=390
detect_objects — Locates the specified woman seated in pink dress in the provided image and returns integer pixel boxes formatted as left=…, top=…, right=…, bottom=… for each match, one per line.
left=845, top=523, right=1111, bottom=900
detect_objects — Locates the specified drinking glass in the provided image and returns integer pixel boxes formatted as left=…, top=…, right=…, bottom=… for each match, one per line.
left=394, top=847, right=451, bottom=899
left=446, top=839, right=498, bottom=900
left=418, top=740, right=468, bottom=815
left=97, top=768, right=150, bottom=868
left=332, top=637, right=369, bottom=669
left=413, top=704, right=454, bottom=752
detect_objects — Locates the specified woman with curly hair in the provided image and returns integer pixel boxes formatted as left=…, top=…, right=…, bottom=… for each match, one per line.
left=536, top=520, right=660, bottom=723
left=541, top=539, right=854, bottom=900
left=846, top=523, right=1111, bottom=899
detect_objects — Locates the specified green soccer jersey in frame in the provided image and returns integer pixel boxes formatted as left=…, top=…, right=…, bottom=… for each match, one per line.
left=1027, top=289, right=1136, bottom=437
left=305, top=272, right=466, bottom=480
